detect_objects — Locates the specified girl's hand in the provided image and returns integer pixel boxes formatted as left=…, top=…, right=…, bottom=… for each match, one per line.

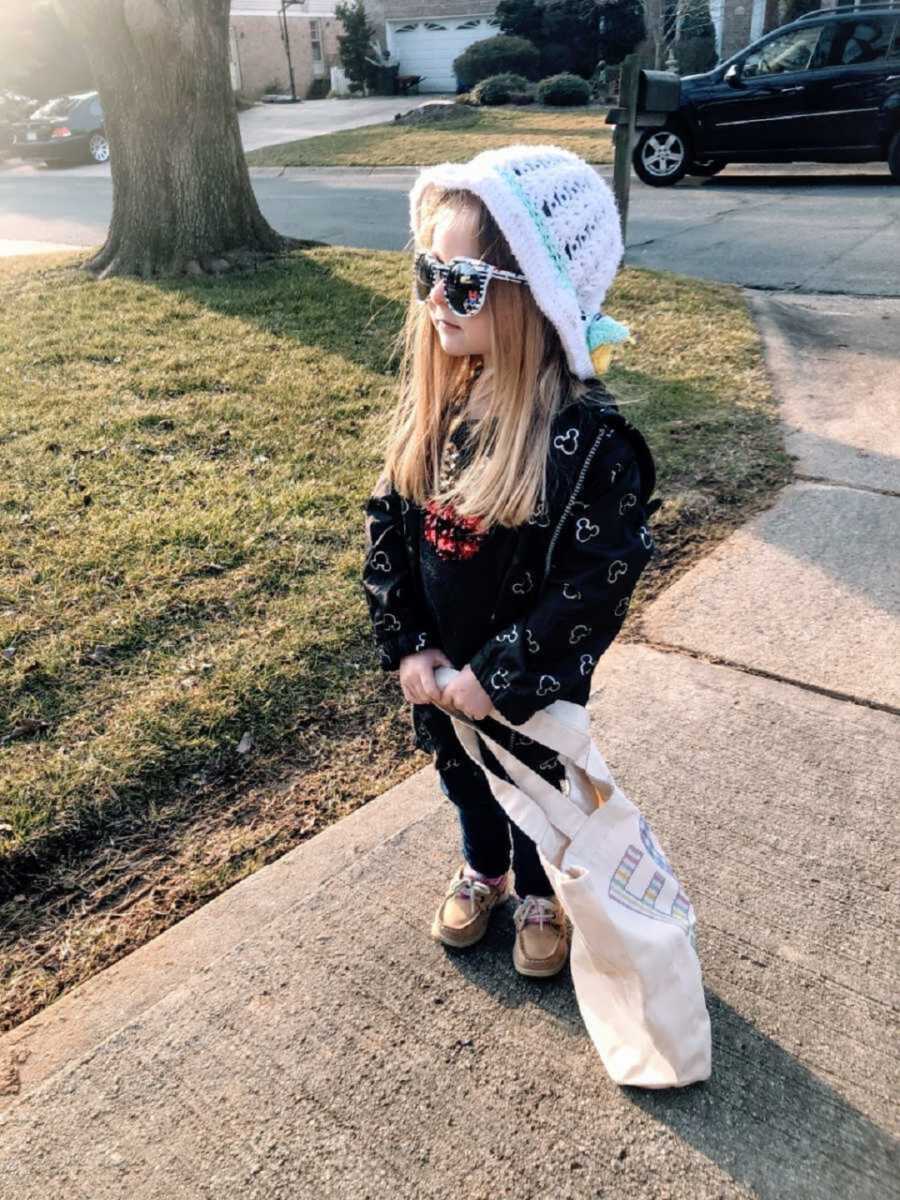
left=398, top=647, right=453, bottom=706
left=439, top=665, right=493, bottom=721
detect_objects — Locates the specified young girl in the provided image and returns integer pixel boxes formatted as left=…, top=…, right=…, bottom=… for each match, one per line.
left=362, top=145, right=659, bottom=979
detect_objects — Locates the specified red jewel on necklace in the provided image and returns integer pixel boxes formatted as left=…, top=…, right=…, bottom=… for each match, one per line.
left=424, top=499, right=487, bottom=561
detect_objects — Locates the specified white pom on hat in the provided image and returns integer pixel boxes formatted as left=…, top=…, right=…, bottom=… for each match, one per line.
left=409, top=143, right=626, bottom=380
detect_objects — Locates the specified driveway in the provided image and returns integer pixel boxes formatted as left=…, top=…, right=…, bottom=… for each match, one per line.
left=0, top=95, right=442, bottom=180
left=3, top=164, right=895, bottom=295
left=239, top=95, right=448, bottom=152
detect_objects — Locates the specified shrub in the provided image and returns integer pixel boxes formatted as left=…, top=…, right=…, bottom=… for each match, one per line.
left=471, top=72, right=530, bottom=105
left=453, top=35, right=540, bottom=88
left=597, top=0, right=647, bottom=65
left=497, top=0, right=602, bottom=77
left=675, top=0, right=718, bottom=75
left=536, top=72, right=591, bottom=106
left=509, top=91, right=535, bottom=104
left=539, top=41, right=576, bottom=76
left=334, top=0, right=376, bottom=94
left=306, top=77, right=330, bottom=100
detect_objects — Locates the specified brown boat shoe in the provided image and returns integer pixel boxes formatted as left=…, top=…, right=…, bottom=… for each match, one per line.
left=513, top=894, right=569, bottom=978
left=431, top=864, right=510, bottom=948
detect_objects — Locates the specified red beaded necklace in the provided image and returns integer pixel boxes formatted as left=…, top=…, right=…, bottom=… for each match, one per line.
left=423, top=361, right=490, bottom=561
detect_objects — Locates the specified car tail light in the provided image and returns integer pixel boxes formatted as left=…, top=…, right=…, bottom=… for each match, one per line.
left=51, top=126, right=72, bottom=138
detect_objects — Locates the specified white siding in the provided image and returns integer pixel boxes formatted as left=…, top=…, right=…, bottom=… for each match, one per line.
left=386, top=15, right=498, bottom=92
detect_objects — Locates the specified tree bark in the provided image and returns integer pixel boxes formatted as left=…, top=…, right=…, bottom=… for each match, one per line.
left=56, top=0, right=288, bottom=278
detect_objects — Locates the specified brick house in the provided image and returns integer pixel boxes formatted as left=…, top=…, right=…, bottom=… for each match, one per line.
left=230, top=0, right=500, bottom=95
left=713, top=0, right=770, bottom=59
left=229, top=0, right=343, bottom=97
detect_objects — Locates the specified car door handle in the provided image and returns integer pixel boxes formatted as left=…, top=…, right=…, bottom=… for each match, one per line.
left=775, top=85, right=804, bottom=94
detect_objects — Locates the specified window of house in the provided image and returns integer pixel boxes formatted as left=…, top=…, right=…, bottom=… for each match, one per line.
left=394, top=23, right=418, bottom=32
left=310, top=19, right=323, bottom=62
left=424, top=22, right=447, bottom=30
left=456, top=18, right=480, bottom=28
left=742, top=24, right=823, bottom=77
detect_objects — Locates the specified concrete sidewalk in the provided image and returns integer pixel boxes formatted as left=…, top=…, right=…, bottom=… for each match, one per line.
left=1, top=294, right=897, bottom=1199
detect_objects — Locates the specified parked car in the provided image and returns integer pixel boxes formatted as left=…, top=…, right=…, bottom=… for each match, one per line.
left=0, top=91, right=38, bottom=155
left=633, top=3, right=900, bottom=185
left=13, top=91, right=108, bottom=166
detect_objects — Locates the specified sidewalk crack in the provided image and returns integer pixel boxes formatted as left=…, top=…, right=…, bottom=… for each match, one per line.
left=631, top=637, right=900, bottom=718
left=794, top=473, right=900, bottom=499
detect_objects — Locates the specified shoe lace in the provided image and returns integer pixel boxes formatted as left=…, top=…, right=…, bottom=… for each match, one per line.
left=449, top=874, right=493, bottom=916
left=515, top=895, right=559, bottom=930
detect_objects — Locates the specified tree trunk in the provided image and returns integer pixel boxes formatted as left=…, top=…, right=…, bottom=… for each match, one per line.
left=57, top=0, right=288, bottom=278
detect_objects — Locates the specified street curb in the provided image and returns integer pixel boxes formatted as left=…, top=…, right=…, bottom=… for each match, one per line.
left=0, top=762, right=444, bottom=1109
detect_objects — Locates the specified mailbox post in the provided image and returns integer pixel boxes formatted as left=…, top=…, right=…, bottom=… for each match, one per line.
left=606, top=63, right=681, bottom=238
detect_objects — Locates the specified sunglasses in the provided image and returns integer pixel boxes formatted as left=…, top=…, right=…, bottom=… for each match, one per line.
left=414, top=251, right=527, bottom=318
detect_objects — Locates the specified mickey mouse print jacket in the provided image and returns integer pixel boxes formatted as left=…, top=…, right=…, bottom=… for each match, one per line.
left=361, top=389, right=660, bottom=727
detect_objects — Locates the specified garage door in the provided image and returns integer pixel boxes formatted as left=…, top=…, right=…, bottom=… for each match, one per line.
left=386, top=16, right=500, bottom=93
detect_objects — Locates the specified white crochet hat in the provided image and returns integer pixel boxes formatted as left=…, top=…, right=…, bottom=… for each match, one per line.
left=409, top=143, right=627, bottom=381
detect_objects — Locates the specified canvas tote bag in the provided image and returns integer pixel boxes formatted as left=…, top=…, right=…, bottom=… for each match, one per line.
left=433, top=667, right=712, bottom=1090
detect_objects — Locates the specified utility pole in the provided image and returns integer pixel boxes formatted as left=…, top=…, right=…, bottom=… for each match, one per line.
left=280, top=0, right=301, bottom=102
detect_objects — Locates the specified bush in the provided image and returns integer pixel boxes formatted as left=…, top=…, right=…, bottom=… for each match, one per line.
left=675, top=0, right=718, bottom=75
left=509, top=91, right=535, bottom=104
left=536, top=72, right=591, bottom=106
left=453, top=35, right=541, bottom=88
left=334, top=0, right=376, bottom=93
left=497, top=0, right=602, bottom=78
left=471, top=72, right=530, bottom=105
left=306, top=77, right=330, bottom=100
left=539, top=41, right=576, bottom=76
left=597, top=0, right=646, bottom=65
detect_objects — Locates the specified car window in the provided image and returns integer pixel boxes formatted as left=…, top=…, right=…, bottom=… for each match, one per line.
left=32, top=95, right=80, bottom=120
left=890, top=18, right=900, bottom=59
left=742, top=24, right=824, bottom=77
left=830, top=16, right=896, bottom=65
left=89, top=98, right=103, bottom=118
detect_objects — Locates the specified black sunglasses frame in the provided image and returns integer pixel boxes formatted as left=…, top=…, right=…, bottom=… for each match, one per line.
left=414, top=251, right=527, bottom=318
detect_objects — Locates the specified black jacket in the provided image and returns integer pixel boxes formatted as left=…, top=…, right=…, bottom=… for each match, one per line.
left=361, top=390, right=660, bottom=726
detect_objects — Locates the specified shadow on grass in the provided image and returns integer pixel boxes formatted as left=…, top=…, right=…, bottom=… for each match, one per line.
left=155, top=248, right=408, bottom=378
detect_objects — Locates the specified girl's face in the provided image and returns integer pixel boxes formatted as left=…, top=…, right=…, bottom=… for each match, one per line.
left=425, top=206, right=493, bottom=361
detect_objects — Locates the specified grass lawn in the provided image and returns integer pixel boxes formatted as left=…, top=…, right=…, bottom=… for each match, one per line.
left=245, top=106, right=614, bottom=168
left=0, top=249, right=791, bottom=1029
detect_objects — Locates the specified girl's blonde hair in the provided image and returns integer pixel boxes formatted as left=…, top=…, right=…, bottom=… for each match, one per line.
left=382, top=188, right=594, bottom=530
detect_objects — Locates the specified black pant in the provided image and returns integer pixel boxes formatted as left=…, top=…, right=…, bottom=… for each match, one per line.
left=413, top=704, right=561, bottom=898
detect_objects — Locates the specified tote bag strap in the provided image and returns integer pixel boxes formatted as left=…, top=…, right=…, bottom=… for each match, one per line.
left=449, top=712, right=589, bottom=843
left=433, top=667, right=617, bottom=798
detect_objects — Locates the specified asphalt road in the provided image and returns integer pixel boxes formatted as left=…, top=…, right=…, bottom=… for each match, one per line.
left=1, top=162, right=897, bottom=294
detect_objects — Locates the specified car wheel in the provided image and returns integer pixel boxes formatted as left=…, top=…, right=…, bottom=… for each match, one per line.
left=88, top=132, right=110, bottom=164
left=633, top=129, right=689, bottom=187
left=687, top=159, right=727, bottom=178
left=889, top=132, right=900, bottom=183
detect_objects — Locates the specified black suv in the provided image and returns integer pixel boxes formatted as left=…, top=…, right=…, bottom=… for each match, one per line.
left=634, top=3, right=900, bottom=185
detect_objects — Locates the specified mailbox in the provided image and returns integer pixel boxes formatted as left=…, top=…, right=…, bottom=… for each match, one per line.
left=638, top=70, right=681, bottom=114
left=605, top=68, right=681, bottom=128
